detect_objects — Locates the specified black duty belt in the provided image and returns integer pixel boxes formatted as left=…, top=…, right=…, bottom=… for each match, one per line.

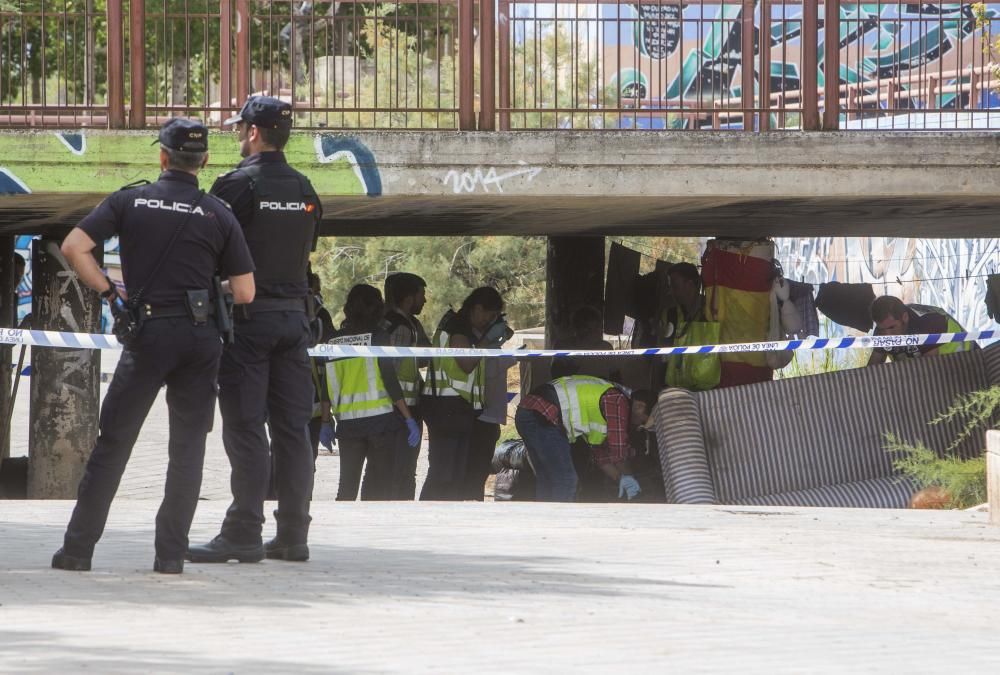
left=245, top=297, right=307, bottom=313
left=142, top=302, right=215, bottom=321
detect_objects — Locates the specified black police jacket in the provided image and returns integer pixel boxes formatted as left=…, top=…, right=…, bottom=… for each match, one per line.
left=211, top=152, right=321, bottom=300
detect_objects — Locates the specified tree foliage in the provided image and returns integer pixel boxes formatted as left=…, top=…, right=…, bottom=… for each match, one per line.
left=885, top=386, right=1000, bottom=509
left=312, top=235, right=547, bottom=331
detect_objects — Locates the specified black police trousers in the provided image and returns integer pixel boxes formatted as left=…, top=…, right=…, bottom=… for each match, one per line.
left=218, top=310, right=314, bottom=545
left=419, top=395, right=478, bottom=501
left=63, top=319, right=222, bottom=560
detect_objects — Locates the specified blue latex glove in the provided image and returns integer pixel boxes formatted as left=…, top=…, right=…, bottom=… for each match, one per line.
left=319, top=422, right=335, bottom=452
left=405, top=418, right=422, bottom=448
left=618, top=474, right=641, bottom=501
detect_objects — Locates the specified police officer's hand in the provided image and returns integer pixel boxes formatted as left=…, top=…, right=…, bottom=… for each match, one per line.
left=618, top=474, right=641, bottom=501
left=405, top=418, right=422, bottom=448
left=319, top=421, right=335, bottom=452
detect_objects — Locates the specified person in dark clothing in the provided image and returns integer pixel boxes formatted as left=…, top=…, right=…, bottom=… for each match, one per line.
left=307, top=270, right=336, bottom=457
left=867, top=295, right=970, bottom=366
left=420, top=287, right=505, bottom=501
left=382, top=272, right=431, bottom=499
left=52, top=119, right=256, bottom=574
left=326, top=284, right=421, bottom=500
left=188, top=96, right=322, bottom=565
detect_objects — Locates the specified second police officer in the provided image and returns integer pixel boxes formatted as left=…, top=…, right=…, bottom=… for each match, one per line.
left=188, top=96, right=323, bottom=564
left=52, top=119, right=256, bottom=574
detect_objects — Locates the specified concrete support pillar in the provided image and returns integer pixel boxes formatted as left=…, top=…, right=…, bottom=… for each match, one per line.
left=28, top=237, right=102, bottom=499
left=545, top=236, right=605, bottom=349
left=0, top=235, right=14, bottom=462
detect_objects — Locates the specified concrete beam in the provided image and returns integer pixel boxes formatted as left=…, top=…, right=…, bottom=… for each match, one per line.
left=28, top=237, right=102, bottom=499
left=0, top=131, right=998, bottom=237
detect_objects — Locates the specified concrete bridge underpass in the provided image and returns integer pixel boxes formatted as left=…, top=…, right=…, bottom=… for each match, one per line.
left=1, top=131, right=999, bottom=238
left=2, top=129, right=999, bottom=497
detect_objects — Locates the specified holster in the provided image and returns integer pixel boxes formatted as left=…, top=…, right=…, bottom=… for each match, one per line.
left=212, top=276, right=235, bottom=344
left=112, top=298, right=144, bottom=348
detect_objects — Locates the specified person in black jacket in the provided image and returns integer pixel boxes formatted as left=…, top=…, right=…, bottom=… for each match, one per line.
left=53, top=119, right=256, bottom=574
left=188, top=96, right=323, bottom=565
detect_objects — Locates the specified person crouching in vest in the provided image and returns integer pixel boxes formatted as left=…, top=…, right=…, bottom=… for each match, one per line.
left=420, top=287, right=504, bottom=501
left=867, top=295, right=971, bottom=367
left=326, top=284, right=421, bottom=501
left=514, top=375, right=657, bottom=502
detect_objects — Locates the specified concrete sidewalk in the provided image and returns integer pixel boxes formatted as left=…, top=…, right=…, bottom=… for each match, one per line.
left=2, top=501, right=1000, bottom=674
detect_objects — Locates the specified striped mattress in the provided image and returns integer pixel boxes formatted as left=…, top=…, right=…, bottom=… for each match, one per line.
left=656, top=343, right=1000, bottom=508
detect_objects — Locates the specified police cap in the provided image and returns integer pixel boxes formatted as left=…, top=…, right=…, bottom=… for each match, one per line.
left=223, top=95, right=293, bottom=129
left=156, top=118, right=209, bottom=152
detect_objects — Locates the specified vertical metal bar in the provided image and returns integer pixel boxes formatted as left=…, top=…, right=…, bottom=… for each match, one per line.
left=498, top=0, right=511, bottom=130
left=968, top=67, right=980, bottom=111
left=800, top=0, right=819, bottom=130
left=220, top=0, right=232, bottom=123
left=480, top=0, right=496, bottom=130
left=822, top=0, right=839, bottom=130
left=458, top=0, right=476, bottom=129
left=759, top=0, right=771, bottom=131
left=107, top=0, right=125, bottom=128
left=128, top=0, right=146, bottom=128
left=236, top=0, right=250, bottom=105
left=741, top=0, right=755, bottom=130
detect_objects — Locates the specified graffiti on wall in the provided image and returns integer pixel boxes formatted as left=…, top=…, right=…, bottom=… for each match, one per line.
left=602, top=3, right=1000, bottom=128
left=314, top=135, right=383, bottom=197
left=776, top=237, right=999, bottom=333
left=3, top=132, right=383, bottom=330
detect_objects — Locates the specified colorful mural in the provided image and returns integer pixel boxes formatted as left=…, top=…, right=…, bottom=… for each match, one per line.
left=775, top=236, right=999, bottom=333
left=601, top=2, right=1000, bottom=128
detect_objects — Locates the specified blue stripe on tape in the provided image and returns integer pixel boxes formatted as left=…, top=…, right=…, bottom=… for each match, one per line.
left=6, top=327, right=995, bottom=358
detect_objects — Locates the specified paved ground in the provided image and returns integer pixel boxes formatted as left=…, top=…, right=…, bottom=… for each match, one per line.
left=6, top=354, right=1000, bottom=672
left=6, top=354, right=431, bottom=501
left=2, top=501, right=1000, bottom=673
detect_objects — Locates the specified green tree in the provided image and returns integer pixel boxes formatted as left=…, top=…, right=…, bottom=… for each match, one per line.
left=0, top=0, right=106, bottom=106
left=312, top=235, right=546, bottom=331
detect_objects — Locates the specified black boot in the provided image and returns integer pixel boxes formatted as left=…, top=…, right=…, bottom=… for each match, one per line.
left=153, top=557, right=184, bottom=574
left=265, top=537, right=310, bottom=562
left=186, top=535, right=264, bottom=563
left=52, top=548, right=91, bottom=571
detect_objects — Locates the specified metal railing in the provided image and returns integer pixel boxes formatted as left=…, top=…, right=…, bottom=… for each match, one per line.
left=0, top=0, right=997, bottom=131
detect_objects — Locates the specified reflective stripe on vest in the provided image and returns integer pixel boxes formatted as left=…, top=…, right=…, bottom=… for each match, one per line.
left=428, top=327, right=484, bottom=408
left=326, top=357, right=395, bottom=421
left=396, top=356, right=423, bottom=407
left=906, top=304, right=970, bottom=356
left=552, top=375, right=614, bottom=446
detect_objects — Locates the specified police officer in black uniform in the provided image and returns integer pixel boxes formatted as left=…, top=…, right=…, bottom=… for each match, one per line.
left=188, top=96, right=322, bottom=564
left=52, top=118, right=256, bottom=574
